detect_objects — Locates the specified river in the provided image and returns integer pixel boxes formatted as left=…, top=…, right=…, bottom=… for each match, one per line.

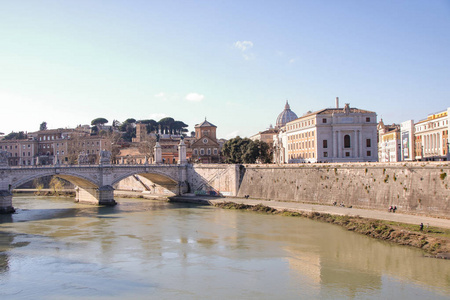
left=0, top=195, right=449, bottom=299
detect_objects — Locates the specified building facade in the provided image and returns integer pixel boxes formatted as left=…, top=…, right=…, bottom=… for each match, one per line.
left=400, top=120, right=415, bottom=161
left=413, top=108, right=449, bottom=161
left=377, top=120, right=401, bottom=162
left=284, top=103, right=377, bottom=163
left=0, top=128, right=111, bottom=166
left=190, top=119, right=221, bottom=163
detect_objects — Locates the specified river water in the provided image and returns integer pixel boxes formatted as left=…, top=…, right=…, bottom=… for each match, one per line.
left=0, top=195, right=449, bottom=299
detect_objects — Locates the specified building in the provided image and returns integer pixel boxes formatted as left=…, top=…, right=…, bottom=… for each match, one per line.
left=283, top=101, right=377, bottom=163
left=0, top=138, right=38, bottom=166
left=400, top=120, right=415, bottom=161
left=273, top=126, right=288, bottom=164
left=249, top=126, right=278, bottom=148
left=190, top=119, right=221, bottom=163
left=271, top=101, right=299, bottom=164
left=275, top=101, right=298, bottom=130
left=377, top=120, right=401, bottom=162
left=0, top=128, right=111, bottom=166
left=412, top=108, right=449, bottom=161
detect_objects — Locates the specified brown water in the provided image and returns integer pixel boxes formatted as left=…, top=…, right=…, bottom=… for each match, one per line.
left=0, top=195, right=449, bottom=299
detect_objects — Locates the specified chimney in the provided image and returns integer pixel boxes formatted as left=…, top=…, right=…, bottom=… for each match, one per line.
left=335, top=97, right=339, bottom=108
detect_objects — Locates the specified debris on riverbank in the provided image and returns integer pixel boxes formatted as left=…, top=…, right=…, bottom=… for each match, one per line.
left=214, top=201, right=450, bottom=259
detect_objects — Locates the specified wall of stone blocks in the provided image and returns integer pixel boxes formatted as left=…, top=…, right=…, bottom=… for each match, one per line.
left=236, top=162, right=450, bottom=217
left=187, top=164, right=240, bottom=196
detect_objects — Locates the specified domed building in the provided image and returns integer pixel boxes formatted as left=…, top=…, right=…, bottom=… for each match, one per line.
left=275, top=101, right=298, bottom=129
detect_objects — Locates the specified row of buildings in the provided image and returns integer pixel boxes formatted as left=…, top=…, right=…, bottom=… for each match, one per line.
left=1, top=100, right=448, bottom=166
left=0, top=119, right=223, bottom=166
left=264, top=98, right=449, bottom=163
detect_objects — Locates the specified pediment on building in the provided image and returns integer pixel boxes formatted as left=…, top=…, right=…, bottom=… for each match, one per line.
left=191, top=137, right=219, bottom=148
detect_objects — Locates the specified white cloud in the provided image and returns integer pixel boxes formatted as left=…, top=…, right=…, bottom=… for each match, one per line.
left=148, top=113, right=168, bottom=121
left=234, top=41, right=253, bottom=51
left=154, top=92, right=165, bottom=98
left=225, top=130, right=240, bottom=139
left=289, top=58, right=296, bottom=64
left=234, top=41, right=255, bottom=60
left=185, top=93, right=205, bottom=102
left=243, top=53, right=255, bottom=60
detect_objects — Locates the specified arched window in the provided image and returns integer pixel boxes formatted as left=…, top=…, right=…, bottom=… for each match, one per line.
left=344, top=135, right=351, bottom=148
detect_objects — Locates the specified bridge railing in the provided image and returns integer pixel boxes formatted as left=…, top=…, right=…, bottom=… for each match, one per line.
left=4, top=162, right=185, bottom=169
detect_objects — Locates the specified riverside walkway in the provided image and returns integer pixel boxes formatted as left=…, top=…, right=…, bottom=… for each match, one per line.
left=169, top=195, right=450, bottom=230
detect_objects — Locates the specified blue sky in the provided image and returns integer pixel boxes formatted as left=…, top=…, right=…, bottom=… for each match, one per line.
left=1, top=0, right=449, bottom=138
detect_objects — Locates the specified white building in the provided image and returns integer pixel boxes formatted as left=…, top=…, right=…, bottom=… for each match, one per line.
left=377, top=120, right=401, bottom=162
left=400, top=120, right=415, bottom=161
left=413, top=108, right=450, bottom=161
left=284, top=102, right=377, bottom=163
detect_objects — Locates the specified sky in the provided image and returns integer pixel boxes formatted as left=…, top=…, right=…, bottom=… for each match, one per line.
left=1, top=0, right=449, bottom=139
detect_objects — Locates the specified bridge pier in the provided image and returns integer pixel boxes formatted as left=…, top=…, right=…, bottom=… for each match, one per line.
left=0, top=190, right=15, bottom=214
left=75, top=185, right=117, bottom=206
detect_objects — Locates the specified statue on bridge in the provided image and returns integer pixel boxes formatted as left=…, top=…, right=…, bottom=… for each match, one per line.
left=100, top=150, right=112, bottom=165
left=0, top=151, right=10, bottom=167
left=78, top=152, right=89, bottom=165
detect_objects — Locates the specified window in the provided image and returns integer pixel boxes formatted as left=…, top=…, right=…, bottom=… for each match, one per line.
left=323, top=140, right=328, bottom=148
left=207, top=148, right=211, bottom=155
left=345, top=152, right=350, bottom=157
left=323, top=152, right=328, bottom=157
left=23, top=145, right=25, bottom=149
left=28, top=152, right=30, bottom=156
left=344, top=135, right=351, bottom=148
left=366, top=139, right=371, bottom=147
left=366, top=117, right=370, bottom=122
left=213, top=148, right=218, bottom=155
left=367, top=151, right=371, bottom=156
left=200, top=149, right=204, bottom=155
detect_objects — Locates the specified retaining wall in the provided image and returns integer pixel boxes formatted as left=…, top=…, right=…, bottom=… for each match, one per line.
left=236, top=162, right=450, bottom=217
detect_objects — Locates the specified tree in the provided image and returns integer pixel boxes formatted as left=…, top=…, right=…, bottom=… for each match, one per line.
left=105, top=131, right=122, bottom=163
left=119, top=118, right=136, bottom=142
left=66, top=134, right=84, bottom=164
left=222, top=137, right=272, bottom=164
left=221, top=137, right=252, bottom=163
left=3, top=131, right=27, bottom=140
left=138, top=119, right=158, bottom=133
left=138, top=135, right=156, bottom=161
left=40, top=122, right=47, bottom=131
left=91, top=118, right=109, bottom=126
left=49, top=176, right=64, bottom=195
left=158, top=117, right=175, bottom=134
left=172, top=120, right=189, bottom=135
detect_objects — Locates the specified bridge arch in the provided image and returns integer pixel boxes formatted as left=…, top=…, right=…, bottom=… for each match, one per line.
left=11, top=171, right=99, bottom=190
left=111, top=170, right=179, bottom=190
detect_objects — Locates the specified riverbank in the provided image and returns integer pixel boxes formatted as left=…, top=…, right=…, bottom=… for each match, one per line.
left=14, top=189, right=75, bottom=197
left=169, top=195, right=450, bottom=259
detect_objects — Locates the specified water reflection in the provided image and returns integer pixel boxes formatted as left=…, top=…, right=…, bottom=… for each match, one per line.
left=0, top=195, right=448, bottom=299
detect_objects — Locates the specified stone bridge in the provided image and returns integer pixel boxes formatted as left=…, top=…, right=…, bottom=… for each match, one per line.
left=0, top=163, right=191, bottom=213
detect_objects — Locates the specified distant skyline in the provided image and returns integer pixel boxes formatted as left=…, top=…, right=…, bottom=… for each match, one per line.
left=1, top=1, right=449, bottom=138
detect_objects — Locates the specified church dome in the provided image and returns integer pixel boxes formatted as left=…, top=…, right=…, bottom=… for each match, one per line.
left=276, top=101, right=298, bottom=129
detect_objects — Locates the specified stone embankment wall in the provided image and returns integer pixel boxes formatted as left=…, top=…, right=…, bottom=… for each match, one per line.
left=187, top=164, right=240, bottom=196
left=236, top=162, right=450, bottom=217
